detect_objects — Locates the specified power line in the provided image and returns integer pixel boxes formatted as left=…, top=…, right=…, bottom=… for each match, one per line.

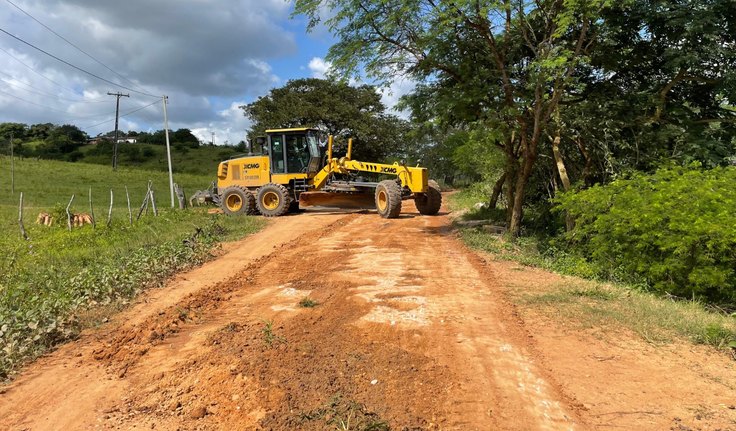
left=0, top=27, right=160, bottom=98
left=0, top=45, right=91, bottom=98
left=4, top=0, right=153, bottom=96
left=0, top=86, right=153, bottom=124
left=82, top=99, right=160, bottom=131
left=0, top=70, right=108, bottom=103
left=0, top=87, right=81, bottom=114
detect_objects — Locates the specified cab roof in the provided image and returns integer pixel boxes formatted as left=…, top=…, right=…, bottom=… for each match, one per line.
left=265, top=127, right=315, bottom=133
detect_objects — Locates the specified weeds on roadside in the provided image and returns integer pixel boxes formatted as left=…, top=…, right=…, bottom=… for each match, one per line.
left=299, top=297, right=319, bottom=308
left=0, top=215, right=263, bottom=380
left=261, top=319, right=287, bottom=348
left=299, top=394, right=389, bottom=431
left=521, top=280, right=736, bottom=349
left=448, top=191, right=736, bottom=353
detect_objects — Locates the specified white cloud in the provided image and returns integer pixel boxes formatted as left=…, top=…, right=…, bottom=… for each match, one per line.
left=308, top=57, right=333, bottom=79
left=0, top=0, right=294, bottom=132
left=378, top=76, right=416, bottom=118
left=190, top=101, right=251, bottom=147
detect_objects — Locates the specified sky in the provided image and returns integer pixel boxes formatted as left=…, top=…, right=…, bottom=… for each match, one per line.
left=0, top=0, right=413, bottom=145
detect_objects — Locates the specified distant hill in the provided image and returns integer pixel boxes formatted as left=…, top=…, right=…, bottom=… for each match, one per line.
left=0, top=123, right=245, bottom=177
left=77, top=142, right=244, bottom=176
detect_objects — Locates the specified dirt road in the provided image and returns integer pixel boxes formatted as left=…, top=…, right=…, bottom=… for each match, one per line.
left=2, top=200, right=735, bottom=430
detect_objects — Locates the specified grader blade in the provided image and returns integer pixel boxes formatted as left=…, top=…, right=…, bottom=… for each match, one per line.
left=298, top=191, right=376, bottom=209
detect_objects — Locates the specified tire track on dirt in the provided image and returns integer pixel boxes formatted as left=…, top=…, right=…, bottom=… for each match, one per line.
left=0, top=212, right=350, bottom=431
left=325, top=213, right=582, bottom=430
left=1, top=203, right=583, bottom=431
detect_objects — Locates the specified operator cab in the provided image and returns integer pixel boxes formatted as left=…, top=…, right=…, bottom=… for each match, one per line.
left=264, top=128, right=323, bottom=175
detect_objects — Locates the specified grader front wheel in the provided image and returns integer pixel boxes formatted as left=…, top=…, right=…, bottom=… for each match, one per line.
left=415, top=180, right=442, bottom=215
left=375, top=180, right=402, bottom=219
left=256, top=183, right=292, bottom=217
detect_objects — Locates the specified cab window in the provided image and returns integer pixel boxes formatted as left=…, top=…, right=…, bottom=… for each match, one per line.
left=270, top=135, right=285, bottom=173
left=286, top=134, right=310, bottom=173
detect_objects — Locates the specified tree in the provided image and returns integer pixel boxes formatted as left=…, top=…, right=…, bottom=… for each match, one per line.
left=0, top=123, right=27, bottom=140
left=556, top=0, right=736, bottom=182
left=242, top=78, right=411, bottom=162
left=172, top=128, right=200, bottom=148
left=295, top=0, right=613, bottom=236
left=55, top=124, right=87, bottom=144
left=27, top=123, right=54, bottom=140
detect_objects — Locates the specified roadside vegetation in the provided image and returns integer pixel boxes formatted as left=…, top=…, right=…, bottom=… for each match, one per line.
left=289, top=0, right=736, bottom=352
left=0, top=156, right=264, bottom=379
left=449, top=190, right=736, bottom=353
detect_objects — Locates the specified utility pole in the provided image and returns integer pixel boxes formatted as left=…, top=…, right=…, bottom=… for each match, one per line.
left=10, top=131, right=14, bottom=194
left=162, top=95, right=174, bottom=208
left=211, top=131, right=215, bottom=146
left=107, top=91, right=129, bottom=170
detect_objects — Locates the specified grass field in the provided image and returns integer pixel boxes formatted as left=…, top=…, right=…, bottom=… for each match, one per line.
left=0, top=154, right=217, bottom=213
left=78, top=143, right=242, bottom=176
left=0, top=156, right=264, bottom=379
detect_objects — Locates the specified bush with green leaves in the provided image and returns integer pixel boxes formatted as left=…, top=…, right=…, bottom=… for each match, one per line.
left=556, top=166, right=736, bottom=303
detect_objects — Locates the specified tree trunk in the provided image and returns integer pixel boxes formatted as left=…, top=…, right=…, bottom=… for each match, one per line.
left=504, top=149, right=519, bottom=227
left=509, top=145, right=537, bottom=237
left=551, top=134, right=575, bottom=231
left=489, top=172, right=507, bottom=209
left=551, top=135, right=571, bottom=191
left=574, top=137, right=593, bottom=186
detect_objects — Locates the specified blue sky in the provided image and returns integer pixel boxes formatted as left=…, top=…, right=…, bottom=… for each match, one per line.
left=0, top=1, right=413, bottom=145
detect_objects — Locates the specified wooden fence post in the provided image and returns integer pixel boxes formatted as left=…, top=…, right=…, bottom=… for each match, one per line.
left=175, top=183, right=186, bottom=209
left=66, top=194, right=75, bottom=231
left=137, top=185, right=150, bottom=221
left=125, top=186, right=132, bottom=226
left=150, top=188, right=158, bottom=216
left=107, top=189, right=113, bottom=227
left=89, top=187, right=96, bottom=229
left=18, top=191, right=28, bottom=240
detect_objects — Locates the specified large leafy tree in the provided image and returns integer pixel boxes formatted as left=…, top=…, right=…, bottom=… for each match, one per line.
left=295, top=0, right=613, bottom=236
left=242, top=78, right=411, bottom=162
left=0, top=123, right=27, bottom=140
left=557, top=0, right=736, bottom=183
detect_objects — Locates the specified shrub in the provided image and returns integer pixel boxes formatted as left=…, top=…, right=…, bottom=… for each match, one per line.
left=556, top=166, right=736, bottom=303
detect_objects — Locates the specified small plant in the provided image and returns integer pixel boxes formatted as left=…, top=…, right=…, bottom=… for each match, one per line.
left=298, top=394, right=389, bottom=431
left=337, top=409, right=354, bottom=431
left=176, top=307, right=190, bottom=321
left=261, top=319, right=287, bottom=348
left=299, top=296, right=319, bottom=308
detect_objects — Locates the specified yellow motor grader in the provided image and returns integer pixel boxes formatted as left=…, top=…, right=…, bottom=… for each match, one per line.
left=215, top=128, right=441, bottom=218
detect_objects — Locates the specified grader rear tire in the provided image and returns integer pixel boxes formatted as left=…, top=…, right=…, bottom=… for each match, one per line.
left=415, top=180, right=442, bottom=215
left=221, top=186, right=256, bottom=216
left=256, top=183, right=292, bottom=217
left=375, top=180, right=402, bottom=219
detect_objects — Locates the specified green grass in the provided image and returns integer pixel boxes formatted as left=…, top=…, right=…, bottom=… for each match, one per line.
left=78, top=143, right=241, bottom=176
left=298, top=297, right=319, bottom=308
left=261, top=319, right=287, bottom=348
left=520, top=280, right=736, bottom=349
left=299, top=394, right=389, bottom=431
left=0, top=156, right=266, bottom=379
left=0, top=155, right=216, bottom=211
left=449, top=189, right=736, bottom=352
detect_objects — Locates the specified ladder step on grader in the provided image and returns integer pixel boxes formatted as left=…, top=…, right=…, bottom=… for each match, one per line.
left=214, top=128, right=441, bottom=218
